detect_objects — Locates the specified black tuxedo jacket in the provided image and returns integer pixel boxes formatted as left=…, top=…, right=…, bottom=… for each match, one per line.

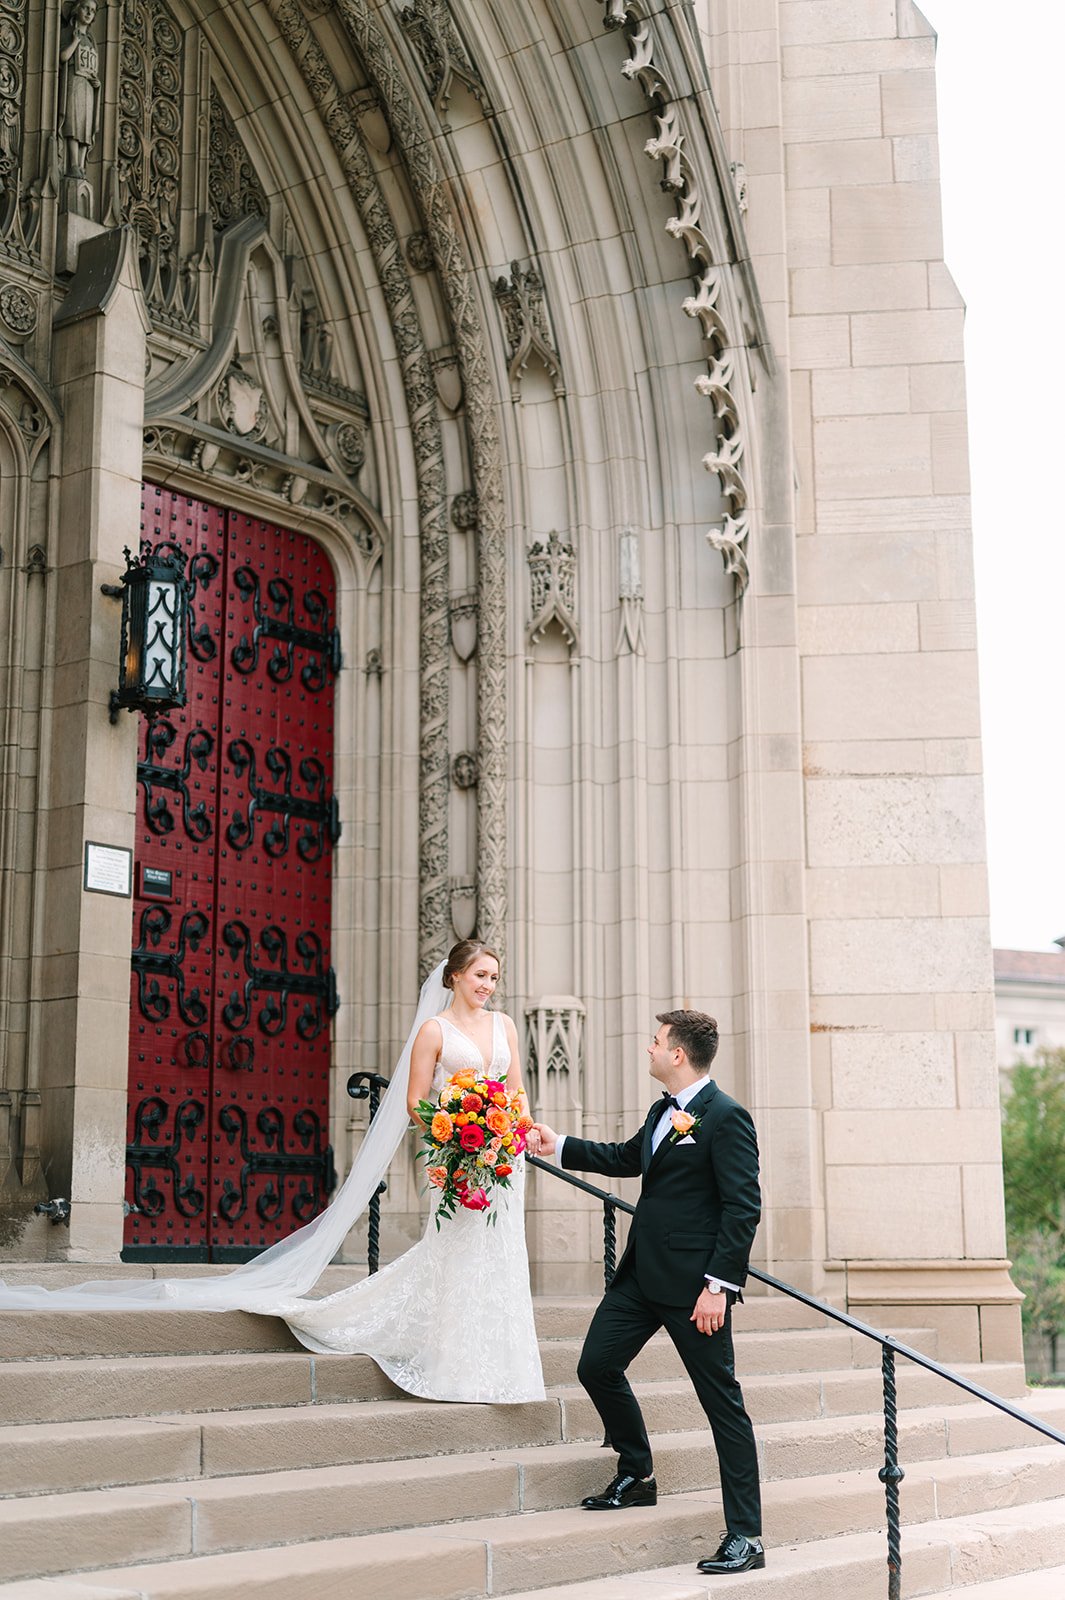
left=560, top=1080, right=761, bottom=1308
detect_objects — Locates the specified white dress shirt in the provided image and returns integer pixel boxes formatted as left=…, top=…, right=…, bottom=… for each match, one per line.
left=552, top=1075, right=738, bottom=1294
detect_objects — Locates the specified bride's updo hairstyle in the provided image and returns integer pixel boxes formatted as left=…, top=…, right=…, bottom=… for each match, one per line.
left=442, top=938, right=501, bottom=991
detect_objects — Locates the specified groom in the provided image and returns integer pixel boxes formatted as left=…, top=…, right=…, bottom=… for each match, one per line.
left=534, top=1009, right=764, bottom=1577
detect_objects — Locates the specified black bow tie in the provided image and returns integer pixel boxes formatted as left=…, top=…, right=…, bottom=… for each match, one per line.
left=660, top=1092, right=681, bottom=1111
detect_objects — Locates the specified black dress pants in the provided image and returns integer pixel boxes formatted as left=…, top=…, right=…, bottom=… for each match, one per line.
left=576, top=1269, right=762, bottom=1537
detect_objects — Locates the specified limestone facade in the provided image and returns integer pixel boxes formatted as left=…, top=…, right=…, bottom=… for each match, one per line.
left=0, top=0, right=1017, bottom=1358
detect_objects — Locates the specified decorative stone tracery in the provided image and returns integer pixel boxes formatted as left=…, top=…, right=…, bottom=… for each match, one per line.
left=398, top=0, right=491, bottom=127
left=528, top=532, right=577, bottom=653
left=492, top=258, right=564, bottom=400
left=599, top=0, right=769, bottom=592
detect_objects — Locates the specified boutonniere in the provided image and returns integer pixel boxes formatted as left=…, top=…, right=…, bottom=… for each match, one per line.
left=669, top=1109, right=701, bottom=1142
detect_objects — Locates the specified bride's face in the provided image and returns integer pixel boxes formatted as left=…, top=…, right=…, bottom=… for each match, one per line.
left=452, top=954, right=499, bottom=1009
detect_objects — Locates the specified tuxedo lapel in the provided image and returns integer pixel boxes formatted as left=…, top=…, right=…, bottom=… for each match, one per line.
left=647, top=1080, right=719, bottom=1174
left=641, top=1100, right=663, bottom=1172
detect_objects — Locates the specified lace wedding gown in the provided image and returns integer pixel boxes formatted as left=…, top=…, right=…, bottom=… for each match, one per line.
left=274, top=1011, right=546, bottom=1404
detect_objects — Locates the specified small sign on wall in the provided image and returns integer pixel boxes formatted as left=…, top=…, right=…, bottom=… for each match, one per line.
left=141, top=865, right=173, bottom=900
left=83, top=841, right=133, bottom=898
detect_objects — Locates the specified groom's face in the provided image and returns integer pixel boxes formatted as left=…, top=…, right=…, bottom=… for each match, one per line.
left=648, top=1024, right=682, bottom=1085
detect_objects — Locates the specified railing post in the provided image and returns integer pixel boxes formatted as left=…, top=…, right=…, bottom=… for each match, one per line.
left=878, top=1345, right=905, bottom=1600
left=603, top=1200, right=617, bottom=1289
left=346, top=1072, right=391, bottom=1275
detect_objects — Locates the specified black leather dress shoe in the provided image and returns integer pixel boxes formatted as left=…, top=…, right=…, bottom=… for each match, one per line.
left=697, top=1533, right=765, bottom=1574
left=581, top=1472, right=658, bottom=1510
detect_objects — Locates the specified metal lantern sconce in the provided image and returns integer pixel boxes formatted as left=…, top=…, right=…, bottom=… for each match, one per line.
left=105, top=540, right=190, bottom=723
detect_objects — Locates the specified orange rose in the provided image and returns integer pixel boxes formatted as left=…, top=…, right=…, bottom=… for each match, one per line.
left=670, top=1110, right=696, bottom=1136
left=516, top=1115, right=533, bottom=1131
left=452, top=1071, right=477, bottom=1090
left=430, top=1111, right=454, bottom=1143
left=495, top=1163, right=512, bottom=1178
left=485, top=1107, right=512, bottom=1137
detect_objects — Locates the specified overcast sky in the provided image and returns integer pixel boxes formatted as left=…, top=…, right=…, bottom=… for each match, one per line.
left=918, top=1, right=1065, bottom=952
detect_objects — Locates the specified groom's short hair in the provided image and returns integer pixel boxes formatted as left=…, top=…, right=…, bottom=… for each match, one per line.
left=656, top=1009, right=719, bottom=1071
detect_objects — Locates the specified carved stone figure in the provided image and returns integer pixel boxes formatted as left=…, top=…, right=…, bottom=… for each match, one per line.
left=58, top=0, right=101, bottom=178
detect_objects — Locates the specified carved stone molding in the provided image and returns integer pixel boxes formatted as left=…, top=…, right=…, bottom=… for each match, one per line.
left=272, top=0, right=452, bottom=976
left=398, top=0, right=492, bottom=128
left=616, top=526, right=645, bottom=657
left=142, top=418, right=381, bottom=565
left=525, top=998, right=585, bottom=1110
left=528, top=531, right=577, bottom=652
left=450, top=750, right=478, bottom=789
left=449, top=592, right=477, bottom=661
left=0, top=0, right=26, bottom=199
left=492, top=259, right=564, bottom=400
left=406, top=230, right=434, bottom=272
left=451, top=489, right=478, bottom=531
left=430, top=346, right=463, bottom=412
left=329, top=0, right=510, bottom=967
left=449, top=876, right=477, bottom=940
left=115, top=0, right=187, bottom=321
left=599, top=0, right=770, bottom=593
left=0, top=280, right=36, bottom=341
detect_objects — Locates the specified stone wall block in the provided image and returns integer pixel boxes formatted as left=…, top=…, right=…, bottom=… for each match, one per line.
left=826, top=1163, right=963, bottom=1258
left=802, top=652, right=981, bottom=742
left=810, top=915, right=991, bottom=997
left=831, top=182, right=943, bottom=265
left=779, top=0, right=900, bottom=47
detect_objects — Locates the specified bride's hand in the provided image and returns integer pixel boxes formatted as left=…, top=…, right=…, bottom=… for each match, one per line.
left=525, top=1126, right=542, bottom=1155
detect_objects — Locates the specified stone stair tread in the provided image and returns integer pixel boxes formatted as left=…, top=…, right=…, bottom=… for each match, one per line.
left=2, top=1382, right=1058, bottom=1505
left=917, top=1565, right=1065, bottom=1600
left=5, top=1489, right=1065, bottom=1600
left=0, top=1293, right=829, bottom=1361
left=5, top=1440, right=1065, bottom=1586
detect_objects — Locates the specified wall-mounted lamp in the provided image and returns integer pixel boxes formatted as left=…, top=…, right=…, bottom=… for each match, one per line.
left=103, top=540, right=189, bottom=724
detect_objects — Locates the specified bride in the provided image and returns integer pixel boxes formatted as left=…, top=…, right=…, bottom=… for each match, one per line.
left=0, top=940, right=546, bottom=1405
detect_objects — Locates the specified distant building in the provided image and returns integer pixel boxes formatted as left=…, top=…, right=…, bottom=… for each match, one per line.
left=994, top=942, right=1065, bottom=1071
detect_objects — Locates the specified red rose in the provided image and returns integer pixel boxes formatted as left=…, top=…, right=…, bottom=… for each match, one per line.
left=459, top=1124, right=485, bottom=1151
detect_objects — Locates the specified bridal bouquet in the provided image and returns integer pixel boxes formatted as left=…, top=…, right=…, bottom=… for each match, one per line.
left=416, top=1071, right=531, bottom=1226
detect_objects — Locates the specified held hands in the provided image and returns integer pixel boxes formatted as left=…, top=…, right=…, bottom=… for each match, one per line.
left=691, top=1286, right=727, bottom=1337
left=530, top=1122, right=558, bottom=1156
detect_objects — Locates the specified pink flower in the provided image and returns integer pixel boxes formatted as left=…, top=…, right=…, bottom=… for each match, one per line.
left=459, top=1186, right=491, bottom=1211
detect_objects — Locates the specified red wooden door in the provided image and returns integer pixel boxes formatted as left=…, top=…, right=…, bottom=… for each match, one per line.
left=125, top=486, right=339, bottom=1261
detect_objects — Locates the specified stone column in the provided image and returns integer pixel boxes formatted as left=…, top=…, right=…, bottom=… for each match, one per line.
left=41, top=228, right=148, bottom=1260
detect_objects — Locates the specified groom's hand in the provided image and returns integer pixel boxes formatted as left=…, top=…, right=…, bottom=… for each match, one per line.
left=532, top=1122, right=558, bottom=1156
left=691, top=1286, right=727, bottom=1337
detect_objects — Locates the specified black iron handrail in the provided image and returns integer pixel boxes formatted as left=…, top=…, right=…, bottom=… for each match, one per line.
left=349, top=1076, right=1062, bottom=1600
left=526, top=1153, right=1065, bottom=1600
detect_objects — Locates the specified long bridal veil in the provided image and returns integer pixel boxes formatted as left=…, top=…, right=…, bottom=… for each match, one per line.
left=0, top=963, right=449, bottom=1312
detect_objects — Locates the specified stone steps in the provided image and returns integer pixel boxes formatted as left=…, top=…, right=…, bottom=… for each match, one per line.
left=6, top=1427, right=1061, bottom=1587
left=1, top=1373, right=1057, bottom=1503
left=0, top=1295, right=1058, bottom=1597
left=5, top=1476, right=1065, bottom=1598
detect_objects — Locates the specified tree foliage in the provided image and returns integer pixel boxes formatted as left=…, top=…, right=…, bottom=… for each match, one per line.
left=1001, top=1050, right=1065, bottom=1236
left=1001, top=1049, right=1065, bottom=1358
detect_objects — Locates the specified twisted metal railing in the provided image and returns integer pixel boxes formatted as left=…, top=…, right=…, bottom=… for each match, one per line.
left=345, top=1072, right=390, bottom=1274
left=347, top=1086, right=1064, bottom=1600
left=526, top=1154, right=1065, bottom=1600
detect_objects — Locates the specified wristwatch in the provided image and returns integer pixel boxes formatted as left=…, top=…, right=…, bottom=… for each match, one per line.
left=706, top=1278, right=723, bottom=1295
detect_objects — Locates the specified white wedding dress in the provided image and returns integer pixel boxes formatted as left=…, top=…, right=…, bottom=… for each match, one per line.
left=0, top=965, right=545, bottom=1405
left=276, top=1011, right=546, bottom=1403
